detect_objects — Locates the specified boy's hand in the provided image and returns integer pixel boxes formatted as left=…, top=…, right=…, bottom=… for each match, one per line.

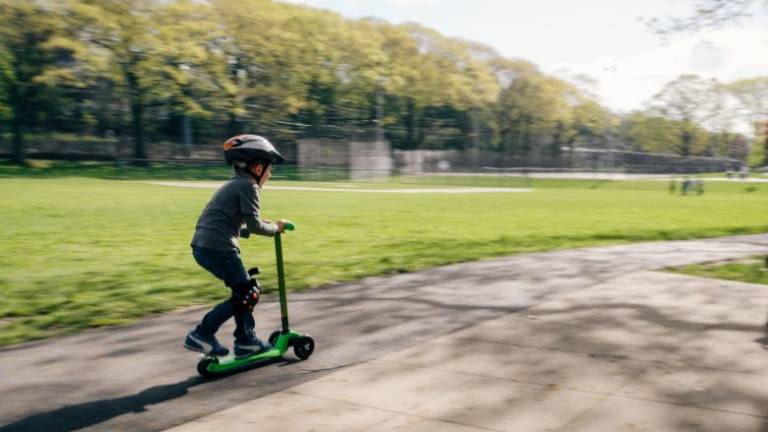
left=276, top=219, right=288, bottom=233
left=239, top=223, right=250, bottom=238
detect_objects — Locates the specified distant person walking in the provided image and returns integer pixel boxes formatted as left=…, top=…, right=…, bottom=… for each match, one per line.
left=739, top=166, right=750, bottom=180
left=681, top=176, right=691, bottom=196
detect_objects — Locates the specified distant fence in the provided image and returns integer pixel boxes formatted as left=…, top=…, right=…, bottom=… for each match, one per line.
left=1, top=133, right=744, bottom=176
left=0, top=133, right=299, bottom=163
left=297, top=138, right=392, bottom=180
left=394, top=148, right=743, bottom=174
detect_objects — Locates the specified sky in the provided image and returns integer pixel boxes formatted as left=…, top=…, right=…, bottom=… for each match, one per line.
left=283, top=0, right=768, bottom=114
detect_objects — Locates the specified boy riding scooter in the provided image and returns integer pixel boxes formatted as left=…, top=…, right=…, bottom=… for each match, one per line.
left=184, top=134, right=288, bottom=358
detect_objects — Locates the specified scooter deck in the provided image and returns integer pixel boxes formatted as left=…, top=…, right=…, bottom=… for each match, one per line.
left=204, top=348, right=283, bottom=373
left=198, top=331, right=303, bottom=375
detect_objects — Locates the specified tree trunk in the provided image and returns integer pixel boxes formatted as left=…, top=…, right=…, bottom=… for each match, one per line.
left=763, top=132, right=768, bottom=167
left=521, top=116, right=532, bottom=157
left=680, top=128, right=693, bottom=157
left=9, top=82, right=26, bottom=165
left=182, top=114, right=193, bottom=156
left=130, top=97, right=146, bottom=160
left=125, top=66, right=146, bottom=162
left=227, top=112, right=240, bottom=137
left=405, top=98, right=416, bottom=149
left=550, top=121, right=564, bottom=159
left=11, top=117, right=25, bottom=165
left=227, top=55, right=244, bottom=137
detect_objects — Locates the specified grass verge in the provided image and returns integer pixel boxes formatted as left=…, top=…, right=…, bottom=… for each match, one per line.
left=669, top=256, right=768, bottom=286
left=1, top=170, right=767, bottom=346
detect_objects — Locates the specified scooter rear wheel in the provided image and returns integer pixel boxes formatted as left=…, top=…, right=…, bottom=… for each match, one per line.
left=293, top=336, right=314, bottom=360
left=197, top=358, right=215, bottom=378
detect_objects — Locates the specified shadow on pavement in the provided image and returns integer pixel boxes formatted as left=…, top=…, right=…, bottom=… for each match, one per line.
left=0, top=377, right=205, bottom=432
left=756, top=327, right=768, bottom=350
left=0, top=357, right=289, bottom=432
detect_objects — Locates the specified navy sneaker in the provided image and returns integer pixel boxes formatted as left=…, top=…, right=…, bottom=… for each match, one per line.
left=184, top=329, right=229, bottom=356
left=234, top=336, right=272, bottom=358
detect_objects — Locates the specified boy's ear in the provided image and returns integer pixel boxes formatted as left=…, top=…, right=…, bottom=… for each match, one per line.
left=251, top=163, right=264, bottom=176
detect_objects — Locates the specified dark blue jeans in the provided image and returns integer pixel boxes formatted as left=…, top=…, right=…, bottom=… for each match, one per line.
left=192, top=246, right=255, bottom=342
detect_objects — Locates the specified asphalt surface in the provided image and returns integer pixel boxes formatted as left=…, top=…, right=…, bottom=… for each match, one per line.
left=1, top=234, right=767, bottom=432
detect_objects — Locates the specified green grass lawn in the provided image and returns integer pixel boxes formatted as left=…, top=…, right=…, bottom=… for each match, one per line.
left=1, top=171, right=767, bottom=347
left=669, top=256, right=768, bottom=286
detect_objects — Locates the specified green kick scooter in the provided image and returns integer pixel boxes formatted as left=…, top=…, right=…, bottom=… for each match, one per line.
left=196, top=222, right=315, bottom=377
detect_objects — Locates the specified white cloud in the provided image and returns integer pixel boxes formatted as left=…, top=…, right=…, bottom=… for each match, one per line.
left=282, top=0, right=440, bottom=5
left=556, top=25, right=768, bottom=113
left=383, top=0, right=441, bottom=5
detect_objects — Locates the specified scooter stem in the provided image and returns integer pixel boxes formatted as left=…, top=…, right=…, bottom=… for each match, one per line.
left=275, top=222, right=295, bottom=333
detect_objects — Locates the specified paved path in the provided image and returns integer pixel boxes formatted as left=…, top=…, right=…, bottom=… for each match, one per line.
left=1, top=235, right=767, bottom=432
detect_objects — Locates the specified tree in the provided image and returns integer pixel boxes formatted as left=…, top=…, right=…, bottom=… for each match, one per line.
left=0, top=45, right=11, bottom=133
left=150, top=0, right=230, bottom=152
left=567, top=99, right=613, bottom=149
left=66, top=0, right=169, bottom=160
left=621, top=112, right=708, bottom=154
left=727, top=77, right=768, bottom=166
left=495, top=67, right=576, bottom=158
left=648, top=74, right=722, bottom=156
left=650, top=0, right=768, bottom=33
left=0, top=0, right=66, bottom=164
left=213, top=0, right=351, bottom=141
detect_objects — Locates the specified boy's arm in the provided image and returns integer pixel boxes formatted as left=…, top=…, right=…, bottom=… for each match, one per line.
left=240, top=184, right=279, bottom=237
left=243, top=213, right=278, bottom=237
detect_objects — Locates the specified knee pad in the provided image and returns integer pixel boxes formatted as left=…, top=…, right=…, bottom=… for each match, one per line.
left=230, top=278, right=261, bottom=312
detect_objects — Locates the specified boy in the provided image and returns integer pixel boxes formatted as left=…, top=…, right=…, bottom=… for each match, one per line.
left=184, top=134, right=288, bottom=358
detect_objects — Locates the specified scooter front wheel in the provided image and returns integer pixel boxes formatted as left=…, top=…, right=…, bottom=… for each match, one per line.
left=293, top=336, right=315, bottom=360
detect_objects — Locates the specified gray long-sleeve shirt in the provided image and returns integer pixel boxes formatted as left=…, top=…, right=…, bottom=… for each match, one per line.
left=191, top=173, right=277, bottom=252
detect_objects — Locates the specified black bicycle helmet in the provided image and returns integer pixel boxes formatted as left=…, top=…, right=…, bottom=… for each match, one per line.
left=223, top=134, right=285, bottom=166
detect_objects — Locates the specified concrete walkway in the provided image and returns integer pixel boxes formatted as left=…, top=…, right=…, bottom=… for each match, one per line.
left=165, top=269, right=768, bottom=432
left=1, top=235, right=767, bottom=432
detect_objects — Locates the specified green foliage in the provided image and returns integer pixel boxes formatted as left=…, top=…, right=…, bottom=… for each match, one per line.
left=0, top=0, right=76, bottom=162
left=647, top=74, right=723, bottom=156
left=1, top=0, right=761, bottom=163
left=0, top=45, right=11, bottom=120
left=749, top=135, right=766, bottom=167
left=726, top=77, right=768, bottom=166
left=622, top=111, right=709, bottom=155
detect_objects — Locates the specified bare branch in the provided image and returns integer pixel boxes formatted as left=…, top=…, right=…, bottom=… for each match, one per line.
left=649, top=0, right=768, bottom=34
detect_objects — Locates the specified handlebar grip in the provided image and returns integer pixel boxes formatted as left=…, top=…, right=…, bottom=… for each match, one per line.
left=284, top=221, right=296, bottom=231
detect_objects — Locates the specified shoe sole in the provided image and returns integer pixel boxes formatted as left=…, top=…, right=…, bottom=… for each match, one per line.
left=183, top=342, right=205, bottom=353
left=185, top=335, right=229, bottom=356
left=188, top=333, right=214, bottom=352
